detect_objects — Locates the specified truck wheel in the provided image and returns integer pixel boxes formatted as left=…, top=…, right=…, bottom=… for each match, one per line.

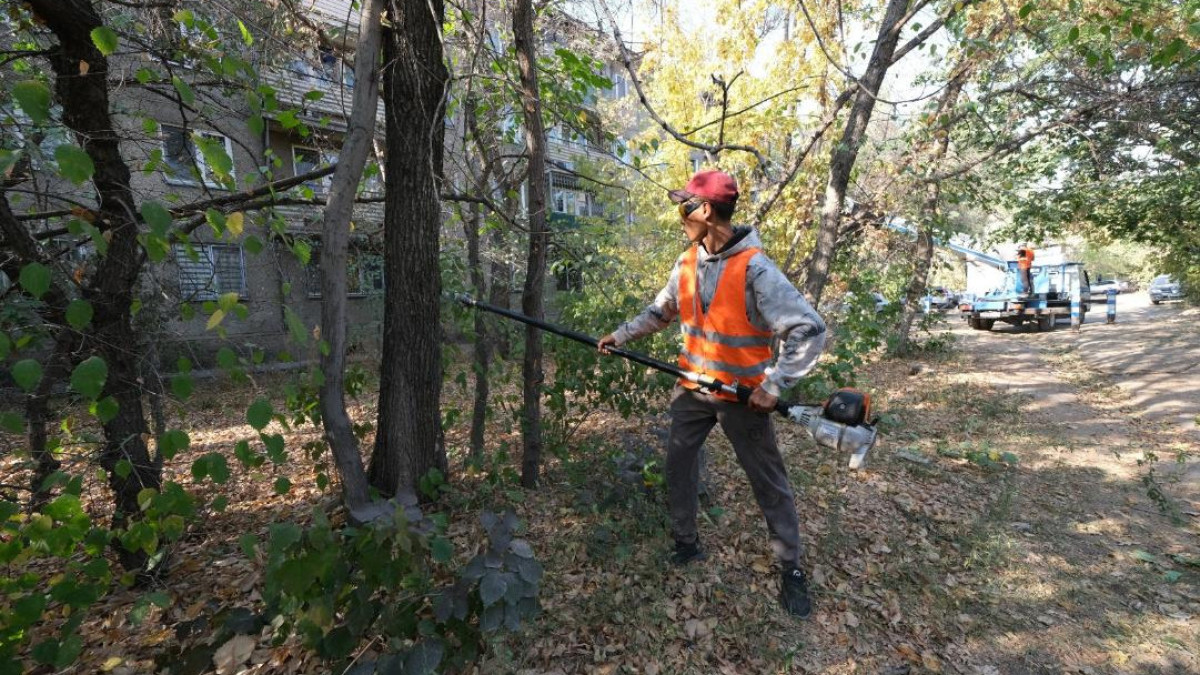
left=1037, top=316, right=1053, bottom=332
left=979, top=319, right=994, bottom=331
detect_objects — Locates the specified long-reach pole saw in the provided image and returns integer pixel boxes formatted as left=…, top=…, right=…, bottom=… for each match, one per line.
left=455, top=294, right=878, bottom=469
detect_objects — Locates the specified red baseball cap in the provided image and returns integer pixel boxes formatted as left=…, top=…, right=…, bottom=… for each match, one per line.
left=668, top=170, right=739, bottom=205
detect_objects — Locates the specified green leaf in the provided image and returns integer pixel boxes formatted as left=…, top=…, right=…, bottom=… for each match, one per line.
left=65, top=299, right=93, bottom=330
left=479, top=571, right=507, bottom=607
left=1164, top=570, right=1182, bottom=583
left=55, top=144, right=96, bottom=184
left=216, top=347, right=238, bottom=370
left=1067, top=25, right=1080, bottom=43
left=14, top=80, right=52, bottom=124
left=273, top=477, right=291, bottom=495
left=430, top=536, right=453, bottom=563
left=70, top=356, right=108, bottom=399
left=239, top=534, right=258, bottom=558
left=13, top=359, right=43, bottom=392
left=158, top=429, right=189, bottom=460
left=237, top=19, right=254, bottom=46
left=1018, top=2, right=1035, bottom=19
left=195, top=136, right=233, bottom=182
left=140, top=201, right=172, bottom=234
left=0, top=410, right=23, bottom=433
left=91, top=395, right=119, bottom=423
left=246, top=397, right=273, bottom=430
left=19, top=262, right=52, bottom=300
left=283, top=306, right=307, bottom=344
left=172, top=76, right=195, bottom=105
left=170, top=373, right=194, bottom=400
left=0, top=333, right=10, bottom=360
left=90, top=26, right=119, bottom=55
left=192, top=452, right=230, bottom=484
left=115, top=459, right=132, bottom=479
left=218, top=291, right=240, bottom=312
left=244, top=235, right=264, bottom=255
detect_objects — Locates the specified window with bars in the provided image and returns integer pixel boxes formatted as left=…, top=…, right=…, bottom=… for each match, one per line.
left=174, top=243, right=246, bottom=301
left=549, top=171, right=597, bottom=217
left=304, top=243, right=384, bottom=298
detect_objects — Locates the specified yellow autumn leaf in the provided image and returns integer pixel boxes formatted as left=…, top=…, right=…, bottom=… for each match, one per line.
left=206, top=309, right=226, bottom=331
left=226, top=211, right=244, bottom=237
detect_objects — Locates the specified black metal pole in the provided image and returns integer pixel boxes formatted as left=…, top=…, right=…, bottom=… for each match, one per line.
left=454, top=294, right=798, bottom=414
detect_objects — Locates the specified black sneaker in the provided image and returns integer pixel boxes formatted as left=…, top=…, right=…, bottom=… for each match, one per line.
left=671, top=539, right=707, bottom=566
left=780, top=567, right=813, bottom=618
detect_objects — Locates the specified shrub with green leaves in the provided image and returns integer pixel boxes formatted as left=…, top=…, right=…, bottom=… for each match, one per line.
left=259, top=503, right=540, bottom=673
left=0, top=494, right=111, bottom=673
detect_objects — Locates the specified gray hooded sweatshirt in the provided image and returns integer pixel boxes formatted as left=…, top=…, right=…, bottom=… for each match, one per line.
left=611, top=226, right=827, bottom=396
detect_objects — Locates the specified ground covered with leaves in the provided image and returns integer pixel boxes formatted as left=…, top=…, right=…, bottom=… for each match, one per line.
left=4, top=315, right=1198, bottom=674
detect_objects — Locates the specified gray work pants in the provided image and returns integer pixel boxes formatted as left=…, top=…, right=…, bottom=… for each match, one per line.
left=665, top=384, right=804, bottom=567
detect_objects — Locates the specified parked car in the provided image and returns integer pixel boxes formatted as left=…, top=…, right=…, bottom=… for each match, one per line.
left=1090, top=278, right=1125, bottom=295
left=920, top=286, right=959, bottom=311
left=1149, top=274, right=1185, bottom=304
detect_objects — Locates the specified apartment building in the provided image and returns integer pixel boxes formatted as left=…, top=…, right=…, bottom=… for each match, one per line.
left=3, top=0, right=630, bottom=366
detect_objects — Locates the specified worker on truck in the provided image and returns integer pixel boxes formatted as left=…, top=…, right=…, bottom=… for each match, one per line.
left=1017, top=244, right=1035, bottom=296
left=596, top=170, right=827, bottom=618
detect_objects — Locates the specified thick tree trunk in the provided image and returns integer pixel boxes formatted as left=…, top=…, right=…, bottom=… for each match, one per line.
left=30, top=0, right=159, bottom=572
left=370, top=0, right=449, bottom=496
left=513, top=0, right=549, bottom=489
left=804, top=0, right=911, bottom=305
left=318, top=0, right=384, bottom=509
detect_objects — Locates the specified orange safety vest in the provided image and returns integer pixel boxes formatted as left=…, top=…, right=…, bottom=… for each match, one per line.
left=677, top=245, right=774, bottom=401
left=1017, top=247, right=1035, bottom=270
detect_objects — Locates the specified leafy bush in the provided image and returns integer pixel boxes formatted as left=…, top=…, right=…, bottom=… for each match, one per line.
left=259, top=503, right=541, bottom=673
left=0, top=493, right=111, bottom=673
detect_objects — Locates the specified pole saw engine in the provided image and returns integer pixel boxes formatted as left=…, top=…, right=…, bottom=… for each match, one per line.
left=457, top=294, right=880, bottom=469
left=786, top=390, right=877, bottom=469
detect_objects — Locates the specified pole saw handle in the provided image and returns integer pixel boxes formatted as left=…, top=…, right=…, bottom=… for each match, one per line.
left=730, top=383, right=795, bottom=416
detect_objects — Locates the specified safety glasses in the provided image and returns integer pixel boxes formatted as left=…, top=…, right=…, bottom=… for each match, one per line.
left=678, top=199, right=705, bottom=218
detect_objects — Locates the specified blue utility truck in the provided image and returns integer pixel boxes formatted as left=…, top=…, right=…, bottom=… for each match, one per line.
left=960, top=261, right=1092, bottom=331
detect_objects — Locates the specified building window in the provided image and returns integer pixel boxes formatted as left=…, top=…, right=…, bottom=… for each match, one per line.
left=609, top=72, right=628, bottom=99
left=292, top=146, right=337, bottom=195
left=549, top=171, right=592, bottom=216
left=175, top=243, right=245, bottom=301
left=305, top=242, right=385, bottom=298
left=162, top=125, right=233, bottom=188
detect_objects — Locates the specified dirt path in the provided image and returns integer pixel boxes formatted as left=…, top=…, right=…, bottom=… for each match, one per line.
left=943, top=294, right=1200, bottom=674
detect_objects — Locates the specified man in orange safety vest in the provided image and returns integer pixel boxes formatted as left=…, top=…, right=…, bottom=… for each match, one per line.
left=598, top=170, right=827, bottom=618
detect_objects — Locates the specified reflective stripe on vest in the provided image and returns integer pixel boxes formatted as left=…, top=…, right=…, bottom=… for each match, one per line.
left=677, top=245, right=773, bottom=400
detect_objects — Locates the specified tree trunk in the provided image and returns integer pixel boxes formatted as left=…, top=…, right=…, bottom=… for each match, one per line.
left=317, top=0, right=384, bottom=509
left=26, top=332, right=75, bottom=513
left=463, top=201, right=492, bottom=462
left=370, top=0, right=449, bottom=496
left=804, top=0, right=911, bottom=305
left=896, top=69, right=970, bottom=354
left=513, top=0, right=549, bottom=489
left=30, top=0, right=159, bottom=573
